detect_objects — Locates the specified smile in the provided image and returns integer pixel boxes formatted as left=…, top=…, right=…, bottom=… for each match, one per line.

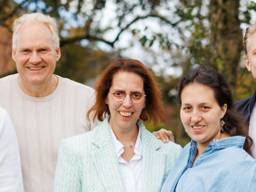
left=26, top=66, right=46, bottom=71
left=191, top=125, right=205, bottom=129
left=190, top=125, right=205, bottom=133
left=119, top=111, right=133, bottom=117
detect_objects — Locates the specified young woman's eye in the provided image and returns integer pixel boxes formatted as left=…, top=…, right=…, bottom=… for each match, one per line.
left=201, top=106, right=210, bottom=111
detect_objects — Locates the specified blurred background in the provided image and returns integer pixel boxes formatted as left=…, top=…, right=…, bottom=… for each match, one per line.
left=1, top=0, right=256, bottom=145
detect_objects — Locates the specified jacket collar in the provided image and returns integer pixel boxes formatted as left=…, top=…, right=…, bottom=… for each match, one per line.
left=91, top=119, right=164, bottom=191
left=91, top=119, right=162, bottom=150
left=190, top=136, right=245, bottom=151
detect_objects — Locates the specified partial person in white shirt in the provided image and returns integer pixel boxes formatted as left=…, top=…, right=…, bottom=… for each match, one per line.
left=54, top=58, right=181, bottom=192
left=0, top=107, right=23, bottom=192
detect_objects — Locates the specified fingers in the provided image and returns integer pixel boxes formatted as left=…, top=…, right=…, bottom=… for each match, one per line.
left=153, top=128, right=175, bottom=143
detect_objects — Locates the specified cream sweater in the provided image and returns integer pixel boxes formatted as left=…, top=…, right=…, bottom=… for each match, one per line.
left=0, top=74, right=95, bottom=192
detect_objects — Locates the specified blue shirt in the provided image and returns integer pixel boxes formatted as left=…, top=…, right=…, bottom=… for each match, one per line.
left=161, top=136, right=256, bottom=192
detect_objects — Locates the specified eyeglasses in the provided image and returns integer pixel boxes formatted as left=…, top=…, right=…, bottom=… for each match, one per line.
left=111, top=90, right=146, bottom=103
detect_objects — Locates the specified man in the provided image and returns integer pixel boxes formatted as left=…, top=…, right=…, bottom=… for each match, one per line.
left=0, top=107, right=23, bottom=192
left=0, top=13, right=173, bottom=192
left=0, top=13, right=95, bottom=192
left=236, top=24, right=256, bottom=158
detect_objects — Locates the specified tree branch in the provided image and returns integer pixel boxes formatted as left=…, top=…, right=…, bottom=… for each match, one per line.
left=60, top=13, right=180, bottom=48
left=0, top=0, right=29, bottom=26
left=60, top=34, right=114, bottom=47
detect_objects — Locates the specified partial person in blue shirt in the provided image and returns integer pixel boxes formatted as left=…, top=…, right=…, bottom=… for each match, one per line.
left=161, top=65, right=256, bottom=192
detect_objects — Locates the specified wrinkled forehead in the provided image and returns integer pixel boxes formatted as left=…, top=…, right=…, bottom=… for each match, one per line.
left=17, top=21, right=53, bottom=35
left=15, top=22, right=55, bottom=47
left=245, top=26, right=256, bottom=47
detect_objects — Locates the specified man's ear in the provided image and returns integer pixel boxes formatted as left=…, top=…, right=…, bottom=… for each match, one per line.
left=56, top=48, right=61, bottom=61
left=12, top=49, right=16, bottom=62
left=245, top=56, right=251, bottom=72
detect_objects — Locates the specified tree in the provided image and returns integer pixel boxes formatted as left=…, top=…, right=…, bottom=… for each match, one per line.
left=209, top=0, right=242, bottom=89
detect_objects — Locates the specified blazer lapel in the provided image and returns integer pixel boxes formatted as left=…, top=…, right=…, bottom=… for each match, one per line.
left=140, top=123, right=166, bottom=192
left=91, top=120, right=125, bottom=192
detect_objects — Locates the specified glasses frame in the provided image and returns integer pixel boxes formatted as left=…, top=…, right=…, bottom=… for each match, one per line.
left=111, top=90, right=146, bottom=103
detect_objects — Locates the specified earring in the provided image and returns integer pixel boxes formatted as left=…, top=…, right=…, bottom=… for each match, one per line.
left=220, top=119, right=225, bottom=133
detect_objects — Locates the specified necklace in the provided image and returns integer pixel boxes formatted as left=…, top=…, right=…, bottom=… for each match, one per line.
left=123, top=144, right=134, bottom=148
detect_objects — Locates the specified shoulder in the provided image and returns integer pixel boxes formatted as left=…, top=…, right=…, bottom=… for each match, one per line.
left=235, top=94, right=256, bottom=111
left=221, top=147, right=256, bottom=164
left=58, top=76, right=95, bottom=102
left=0, top=74, right=17, bottom=81
left=220, top=148, right=256, bottom=187
left=235, top=94, right=256, bottom=123
left=60, top=76, right=94, bottom=93
left=0, top=74, right=17, bottom=86
left=140, top=125, right=182, bottom=158
left=60, top=131, right=94, bottom=156
left=161, top=141, right=182, bottom=157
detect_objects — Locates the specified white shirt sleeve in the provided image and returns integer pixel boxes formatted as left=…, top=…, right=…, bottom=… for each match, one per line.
left=0, top=108, right=23, bottom=192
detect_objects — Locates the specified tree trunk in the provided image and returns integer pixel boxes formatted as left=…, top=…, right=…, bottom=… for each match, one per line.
left=209, top=0, right=242, bottom=90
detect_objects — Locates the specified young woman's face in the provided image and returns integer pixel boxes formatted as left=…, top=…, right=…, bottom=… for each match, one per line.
left=246, top=32, right=256, bottom=79
left=180, top=82, right=227, bottom=149
left=106, top=71, right=145, bottom=132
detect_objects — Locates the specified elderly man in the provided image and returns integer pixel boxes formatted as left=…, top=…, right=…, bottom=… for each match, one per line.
left=0, top=13, right=95, bottom=192
left=236, top=24, right=256, bottom=158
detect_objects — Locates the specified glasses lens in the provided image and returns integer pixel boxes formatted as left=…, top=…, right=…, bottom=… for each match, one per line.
left=112, top=91, right=145, bottom=102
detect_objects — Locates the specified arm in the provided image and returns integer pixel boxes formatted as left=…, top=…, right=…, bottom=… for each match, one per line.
left=0, top=109, right=23, bottom=192
left=54, top=140, right=82, bottom=192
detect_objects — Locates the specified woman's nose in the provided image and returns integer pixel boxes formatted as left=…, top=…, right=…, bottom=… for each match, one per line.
left=122, top=95, right=133, bottom=107
left=190, top=111, right=202, bottom=123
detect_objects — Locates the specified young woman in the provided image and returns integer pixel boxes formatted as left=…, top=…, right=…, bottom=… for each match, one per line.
left=54, top=59, right=181, bottom=192
left=162, top=66, right=256, bottom=192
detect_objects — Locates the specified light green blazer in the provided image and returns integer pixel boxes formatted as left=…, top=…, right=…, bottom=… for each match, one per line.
left=54, top=119, right=181, bottom=192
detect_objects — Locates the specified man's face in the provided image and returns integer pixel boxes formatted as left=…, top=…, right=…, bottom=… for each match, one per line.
left=12, top=22, right=61, bottom=87
left=246, top=32, right=256, bottom=79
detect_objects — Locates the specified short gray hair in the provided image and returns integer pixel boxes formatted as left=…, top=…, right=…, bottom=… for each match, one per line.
left=12, top=12, right=60, bottom=49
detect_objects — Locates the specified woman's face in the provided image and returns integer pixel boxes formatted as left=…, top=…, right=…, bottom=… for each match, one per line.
left=246, top=32, right=256, bottom=79
left=106, top=71, right=145, bottom=132
left=180, top=82, right=227, bottom=149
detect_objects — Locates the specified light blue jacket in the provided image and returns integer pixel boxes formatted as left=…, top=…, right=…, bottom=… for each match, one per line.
left=54, top=119, right=181, bottom=192
left=161, top=136, right=256, bottom=192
